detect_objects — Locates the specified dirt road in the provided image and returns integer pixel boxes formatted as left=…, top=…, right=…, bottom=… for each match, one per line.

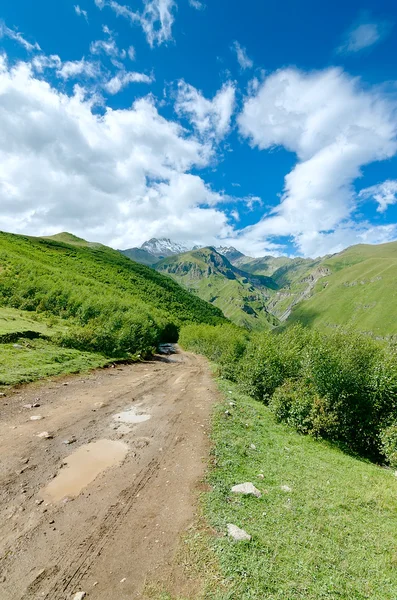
left=0, top=349, right=217, bottom=599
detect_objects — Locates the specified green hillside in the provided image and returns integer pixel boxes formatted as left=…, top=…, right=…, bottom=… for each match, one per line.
left=0, top=231, right=225, bottom=385
left=120, top=247, right=160, bottom=266
left=289, top=242, right=397, bottom=336
left=155, top=247, right=279, bottom=330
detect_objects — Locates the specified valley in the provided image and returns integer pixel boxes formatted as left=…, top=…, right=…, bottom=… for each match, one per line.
left=122, top=237, right=397, bottom=336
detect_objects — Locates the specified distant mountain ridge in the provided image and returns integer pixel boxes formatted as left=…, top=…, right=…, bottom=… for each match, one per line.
left=155, top=247, right=279, bottom=330
left=120, top=237, right=191, bottom=266
left=120, top=237, right=397, bottom=336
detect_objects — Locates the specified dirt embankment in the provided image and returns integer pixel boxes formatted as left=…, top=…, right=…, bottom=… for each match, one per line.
left=0, top=349, right=217, bottom=599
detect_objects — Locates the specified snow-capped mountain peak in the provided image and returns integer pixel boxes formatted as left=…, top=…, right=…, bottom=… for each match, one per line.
left=216, top=246, right=245, bottom=262
left=141, top=238, right=189, bottom=258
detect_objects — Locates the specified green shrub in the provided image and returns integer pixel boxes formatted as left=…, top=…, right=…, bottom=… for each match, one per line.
left=270, top=380, right=316, bottom=433
left=380, top=424, right=397, bottom=468
left=238, top=324, right=312, bottom=402
left=182, top=320, right=397, bottom=461
left=179, top=323, right=248, bottom=380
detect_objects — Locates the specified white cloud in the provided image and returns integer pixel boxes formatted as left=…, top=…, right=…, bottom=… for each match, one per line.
left=337, top=17, right=393, bottom=54
left=90, top=27, right=127, bottom=59
left=140, top=0, right=177, bottom=47
left=237, top=67, right=397, bottom=256
left=95, top=0, right=176, bottom=47
left=232, top=41, right=253, bottom=70
left=359, top=179, right=397, bottom=212
left=0, top=21, right=41, bottom=52
left=103, top=70, right=154, bottom=94
left=175, top=81, right=236, bottom=141
left=74, top=5, right=89, bottom=22
left=108, top=0, right=140, bottom=22
left=188, top=0, right=205, bottom=10
left=32, top=54, right=62, bottom=72
left=127, top=45, right=136, bottom=60
left=0, top=54, right=235, bottom=250
left=57, top=58, right=101, bottom=79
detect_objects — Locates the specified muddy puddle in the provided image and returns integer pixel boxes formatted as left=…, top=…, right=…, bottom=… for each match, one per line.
left=42, top=439, right=128, bottom=502
left=113, top=406, right=151, bottom=425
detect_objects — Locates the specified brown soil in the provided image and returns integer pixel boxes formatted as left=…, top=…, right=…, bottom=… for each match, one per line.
left=0, top=349, right=218, bottom=599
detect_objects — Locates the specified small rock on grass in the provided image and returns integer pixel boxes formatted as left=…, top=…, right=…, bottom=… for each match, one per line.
left=231, top=482, right=262, bottom=498
left=227, top=524, right=251, bottom=542
left=281, top=485, right=292, bottom=492
left=250, top=443, right=256, bottom=450
left=257, top=473, right=264, bottom=479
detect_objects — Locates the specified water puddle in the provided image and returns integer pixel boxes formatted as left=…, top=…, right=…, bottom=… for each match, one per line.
left=42, top=439, right=128, bottom=502
left=113, top=406, right=151, bottom=425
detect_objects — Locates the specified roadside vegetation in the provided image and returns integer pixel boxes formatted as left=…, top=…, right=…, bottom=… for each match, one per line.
left=199, top=381, right=397, bottom=599
left=0, top=231, right=225, bottom=386
left=180, top=323, right=397, bottom=464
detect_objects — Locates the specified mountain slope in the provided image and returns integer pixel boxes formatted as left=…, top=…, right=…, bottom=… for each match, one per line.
left=0, top=231, right=226, bottom=357
left=155, top=247, right=279, bottom=330
left=288, top=241, right=397, bottom=336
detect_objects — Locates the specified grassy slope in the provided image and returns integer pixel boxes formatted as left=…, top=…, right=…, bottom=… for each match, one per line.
left=0, top=232, right=225, bottom=387
left=289, top=242, right=397, bottom=336
left=0, top=338, right=109, bottom=387
left=0, top=231, right=224, bottom=328
left=0, top=307, right=55, bottom=338
left=156, top=248, right=279, bottom=330
left=186, top=379, right=397, bottom=600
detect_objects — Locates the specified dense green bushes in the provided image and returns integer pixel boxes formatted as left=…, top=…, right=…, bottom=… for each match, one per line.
left=180, top=322, right=397, bottom=461
left=0, top=232, right=225, bottom=358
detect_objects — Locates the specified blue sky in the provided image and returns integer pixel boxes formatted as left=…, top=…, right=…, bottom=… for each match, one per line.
left=0, top=0, right=396, bottom=256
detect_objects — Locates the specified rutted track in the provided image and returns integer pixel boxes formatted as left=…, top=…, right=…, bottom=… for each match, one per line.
left=0, top=349, right=217, bottom=599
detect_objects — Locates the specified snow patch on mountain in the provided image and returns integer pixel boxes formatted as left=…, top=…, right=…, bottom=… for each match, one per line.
left=141, top=238, right=190, bottom=258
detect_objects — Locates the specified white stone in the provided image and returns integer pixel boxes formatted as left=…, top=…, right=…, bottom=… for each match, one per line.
left=257, top=473, right=264, bottom=479
left=281, top=485, right=292, bottom=492
left=37, top=431, right=53, bottom=439
left=250, top=443, right=256, bottom=450
left=73, top=593, right=86, bottom=600
left=227, top=523, right=251, bottom=542
left=231, top=482, right=261, bottom=498
left=30, top=415, right=43, bottom=421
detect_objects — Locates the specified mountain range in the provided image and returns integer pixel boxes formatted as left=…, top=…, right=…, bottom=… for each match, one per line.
left=120, top=238, right=397, bottom=336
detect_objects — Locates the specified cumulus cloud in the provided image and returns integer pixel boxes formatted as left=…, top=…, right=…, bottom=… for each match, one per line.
left=103, top=70, right=154, bottom=93
left=337, top=16, right=393, bottom=54
left=237, top=67, right=397, bottom=256
left=0, top=54, right=235, bottom=249
left=359, top=179, right=397, bottom=212
left=175, top=81, right=236, bottom=141
left=232, top=41, right=253, bottom=70
left=0, top=21, right=41, bottom=52
left=94, top=0, right=176, bottom=47
left=74, top=5, right=89, bottom=22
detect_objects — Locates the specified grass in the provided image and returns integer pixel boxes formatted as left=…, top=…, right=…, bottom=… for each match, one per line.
left=189, top=378, right=397, bottom=599
left=0, top=337, right=110, bottom=387
left=289, top=241, right=397, bottom=336
left=0, top=307, right=56, bottom=338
